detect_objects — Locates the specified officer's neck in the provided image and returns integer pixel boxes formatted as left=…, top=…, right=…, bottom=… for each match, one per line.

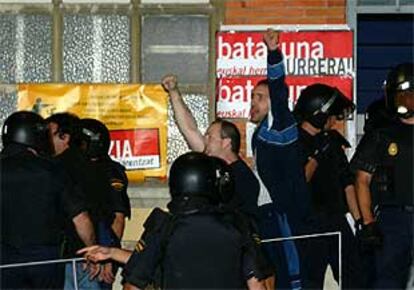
left=301, top=121, right=321, bottom=136
left=400, top=117, right=414, bottom=125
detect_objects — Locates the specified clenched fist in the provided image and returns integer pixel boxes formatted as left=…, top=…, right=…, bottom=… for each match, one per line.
left=161, top=74, right=179, bottom=93
left=263, top=28, right=279, bottom=51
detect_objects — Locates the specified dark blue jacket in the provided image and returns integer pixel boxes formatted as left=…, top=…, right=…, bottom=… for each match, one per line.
left=253, top=48, right=311, bottom=229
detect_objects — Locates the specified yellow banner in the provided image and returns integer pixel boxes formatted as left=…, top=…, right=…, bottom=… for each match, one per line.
left=18, top=84, right=168, bottom=183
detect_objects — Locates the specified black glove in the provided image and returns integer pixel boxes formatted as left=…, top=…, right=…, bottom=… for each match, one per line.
left=356, top=222, right=383, bottom=252
left=311, top=130, right=351, bottom=163
left=311, top=131, right=332, bottom=163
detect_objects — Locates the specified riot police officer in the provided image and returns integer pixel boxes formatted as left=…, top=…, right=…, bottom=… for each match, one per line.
left=79, top=118, right=131, bottom=287
left=78, top=152, right=269, bottom=290
left=293, top=84, right=365, bottom=289
left=351, top=63, right=414, bottom=289
left=0, top=111, right=94, bottom=289
left=46, top=112, right=103, bottom=289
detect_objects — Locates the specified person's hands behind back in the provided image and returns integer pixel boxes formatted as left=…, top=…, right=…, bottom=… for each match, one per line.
left=356, top=222, right=383, bottom=252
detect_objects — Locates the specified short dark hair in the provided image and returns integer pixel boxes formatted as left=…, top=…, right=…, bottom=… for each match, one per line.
left=256, top=79, right=269, bottom=88
left=46, top=112, right=81, bottom=146
left=212, top=118, right=241, bottom=154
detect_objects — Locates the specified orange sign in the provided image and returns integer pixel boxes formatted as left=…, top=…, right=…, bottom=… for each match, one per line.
left=18, top=84, right=168, bottom=182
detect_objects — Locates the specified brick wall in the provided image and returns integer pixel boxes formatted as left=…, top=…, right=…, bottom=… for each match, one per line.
left=224, top=0, right=347, bottom=25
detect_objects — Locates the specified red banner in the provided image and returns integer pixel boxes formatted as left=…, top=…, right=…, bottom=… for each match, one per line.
left=216, top=76, right=353, bottom=119
left=216, top=30, right=354, bottom=119
left=109, top=129, right=161, bottom=170
left=216, top=31, right=353, bottom=77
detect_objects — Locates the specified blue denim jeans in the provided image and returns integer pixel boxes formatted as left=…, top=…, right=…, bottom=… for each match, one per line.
left=64, top=262, right=102, bottom=290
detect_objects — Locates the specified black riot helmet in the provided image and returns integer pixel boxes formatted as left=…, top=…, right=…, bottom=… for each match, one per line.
left=79, top=118, right=110, bottom=158
left=384, top=63, right=414, bottom=119
left=1, top=111, right=51, bottom=153
left=169, top=152, right=234, bottom=205
left=294, top=84, right=355, bottom=129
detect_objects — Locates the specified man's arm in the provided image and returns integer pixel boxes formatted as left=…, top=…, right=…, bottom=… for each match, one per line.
left=355, top=170, right=375, bottom=224
left=304, top=158, right=318, bottom=182
left=264, top=29, right=297, bottom=133
left=335, top=142, right=361, bottom=221
left=344, top=184, right=361, bottom=221
left=72, top=211, right=96, bottom=246
left=162, top=74, right=205, bottom=152
left=111, top=212, right=126, bottom=240
left=350, top=131, right=380, bottom=224
left=77, top=245, right=133, bottom=264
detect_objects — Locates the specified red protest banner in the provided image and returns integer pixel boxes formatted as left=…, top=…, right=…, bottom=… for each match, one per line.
left=216, top=31, right=353, bottom=77
left=216, top=30, right=354, bottom=119
left=109, top=129, right=161, bottom=170
left=216, top=76, right=353, bottom=119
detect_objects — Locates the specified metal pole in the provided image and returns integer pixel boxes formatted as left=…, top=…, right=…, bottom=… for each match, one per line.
left=338, top=231, right=342, bottom=290
left=72, top=259, right=79, bottom=290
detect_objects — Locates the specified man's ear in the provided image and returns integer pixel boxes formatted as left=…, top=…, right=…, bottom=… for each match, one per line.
left=222, top=137, right=232, bottom=150
left=61, top=133, right=71, bottom=144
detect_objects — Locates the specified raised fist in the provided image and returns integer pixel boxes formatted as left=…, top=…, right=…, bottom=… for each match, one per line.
left=263, top=28, right=279, bottom=51
left=161, top=74, right=178, bottom=93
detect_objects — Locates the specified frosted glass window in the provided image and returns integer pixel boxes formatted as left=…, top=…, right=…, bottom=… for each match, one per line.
left=141, top=15, right=209, bottom=84
left=63, top=14, right=131, bottom=83
left=168, top=94, right=209, bottom=162
left=0, top=14, right=52, bottom=83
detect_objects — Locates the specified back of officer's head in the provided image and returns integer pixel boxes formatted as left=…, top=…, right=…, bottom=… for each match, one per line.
left=2, top=111, right=50, bottom=153
left=79, top=118, right=110, bottom=159
left=384, top=62, right=414, bottom=119
left=364, top=98, right=393, bottom=133
left=294, top=83, right=355, bottom=129
left=169, top=152, right=234, bottom=207
left=46, top=112, right=82, bottom=147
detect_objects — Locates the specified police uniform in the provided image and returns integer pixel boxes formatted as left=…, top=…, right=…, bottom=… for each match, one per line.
left=57, top=146, right=114, bottom=290
left=97, top=156, right=131, bottom=224
left=122, top=152, right=270, bottom=289
left=0, top=144, right=86, bottom=289
left=122, top=206, right=267, bottom=289
left=299, top=128, right=365, bottom=289
left=77, top=118, right=131, bottom=243
left=351, top=119, right=414, bottom=288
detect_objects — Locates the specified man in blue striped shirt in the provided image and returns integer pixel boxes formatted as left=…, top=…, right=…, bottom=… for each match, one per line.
left=249, top=29, right=311, bottom=290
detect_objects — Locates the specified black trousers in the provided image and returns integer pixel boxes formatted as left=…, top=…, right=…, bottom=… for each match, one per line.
left=365, top=207, right=413, bottom=289
left=301, top=213, right=368, bottom=290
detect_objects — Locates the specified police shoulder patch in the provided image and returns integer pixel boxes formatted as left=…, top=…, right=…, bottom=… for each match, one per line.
left=110, top=178, right=125, bottom=191
left=388, top=142, right=398, bottom=156
left=135, top=239, right=146, bottom=252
